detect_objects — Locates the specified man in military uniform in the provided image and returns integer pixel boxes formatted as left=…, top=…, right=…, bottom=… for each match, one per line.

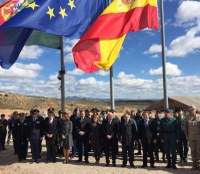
left=27, top=109, right=43, bottom=163
left=151, top=110, right=165, bottom=162
left=160, top=109, right=180, bottom=169
left=0, top=114, right=8, bottom=151
left=175, top=107, right=188, bottom=162
left=13, top=113, right=29, bottom=161
left=185, top=105, right=200, bottom=171
left=9, top=111, right=19, bottom=154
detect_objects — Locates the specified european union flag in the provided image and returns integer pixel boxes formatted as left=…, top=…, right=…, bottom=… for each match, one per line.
left=0, top=0, right=106, bottom=69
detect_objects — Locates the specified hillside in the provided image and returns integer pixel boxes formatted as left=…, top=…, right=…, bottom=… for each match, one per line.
left=0, top=92, right=155, bottom=114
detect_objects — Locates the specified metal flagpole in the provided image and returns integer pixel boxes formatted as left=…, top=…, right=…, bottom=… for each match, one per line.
left=108, top=0, right=115, bottom=110
left=110, top=66, right=115, bottom=110
left=59, top=36, right=66, bottom=112
left=160, top=0, right=169, bottom=110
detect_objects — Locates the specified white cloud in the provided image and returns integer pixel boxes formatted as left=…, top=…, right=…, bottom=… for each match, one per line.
left=19, top=46, right=44, bottom=59
left=151, top=54, right=159, bottom=58
left=65, top=52, right=74, bottom=63
left=165, top=1, right=200, bottom=58
left=67, top=68, right=84, bottom=76
left=64, top=39, right=79, bottom=63
left=1, top=69, right=200, bottom=99
left=166, top=30, right=200, bottom=57
left=175, top=1, right=200, bottom=26
left=149, top=62, right=182, bottom=76
left=144, top=44, right=162, bottom=54
left=117, top=71, right=135, bottom=79
left=96, top=70, right=109, bottom=76
left=0, top=63, right=43, bottom=79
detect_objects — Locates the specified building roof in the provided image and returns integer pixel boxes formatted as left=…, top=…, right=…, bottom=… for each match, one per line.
left=146, top=96, right=200, bottom=111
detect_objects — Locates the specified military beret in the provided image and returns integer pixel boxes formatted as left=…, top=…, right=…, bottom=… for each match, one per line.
left=165, top=109, right=171, bottom=113
left=138, top=108, right=143, bottom=113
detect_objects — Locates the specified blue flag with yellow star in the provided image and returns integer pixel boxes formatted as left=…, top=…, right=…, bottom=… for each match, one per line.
left=0, top=0, right=106, bottom=69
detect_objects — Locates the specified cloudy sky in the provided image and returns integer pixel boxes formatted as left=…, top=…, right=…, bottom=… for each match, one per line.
left=0, top=0, right=200, bottom=100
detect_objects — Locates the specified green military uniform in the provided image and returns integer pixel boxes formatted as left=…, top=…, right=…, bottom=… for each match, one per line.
left=160, top=116, right=180, bottom=168
left=185, top=113, right=200, bottom=170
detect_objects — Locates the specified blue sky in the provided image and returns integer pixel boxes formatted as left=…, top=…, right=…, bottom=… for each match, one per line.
left=0, top=0, right=200, bottom=100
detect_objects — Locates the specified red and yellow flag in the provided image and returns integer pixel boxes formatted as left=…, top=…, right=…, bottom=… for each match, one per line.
left=73, top=0, right=159, bottom=73
left=0, top=0, right=27, bottom=26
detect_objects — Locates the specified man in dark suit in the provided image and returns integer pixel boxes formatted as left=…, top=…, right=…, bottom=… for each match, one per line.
left=27, top=109, right=44, bottom=163
left=119, top=113, right=137, bottom=167
left=75, top=110, right=91, bottom=163
left=139, top=111, right=155, bottom=168
left=134, top=109, right=143, bottom=155
left=70, top=108, right=80, bottom=158
left=0, top=114, right=8, bottom=151
left=102, top=112, right=119, bottom=166
left=44, top=108, right=58, bottom=163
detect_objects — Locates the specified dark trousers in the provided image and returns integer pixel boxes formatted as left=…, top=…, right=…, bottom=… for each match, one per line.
left=72, top=138, right=77, bottom=157
left=1, top=132, right=7, bottom=149
left=104, top=139, right=117, bottom=164
left=142, top=140, right=154, bottom=166
left=154, top=138, right=165, bottom=160
left=179, top=135, right=188, bottom=160
left=92, top=146, right=101, bottom=161
left=30, top=139, right=40, bottom=160
left=13, top=139, right=17, bottom=153
left=122, top=144, right=134, bottom=165
left=17, top=139, right=28, bottom=160
left=77, top=137, right=89, bottom=161
left=164, top=137, right=177, bottom=166
left=0, top=133, right=2, bottom=150
left=46, top=138, right=56, bottom=162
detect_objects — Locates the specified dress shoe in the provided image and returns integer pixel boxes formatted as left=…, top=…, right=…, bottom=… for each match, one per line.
left=76, top=159, right=82, bottom=162
left=34, top=160, right=39, bottom=163
left=85, top=160, right=89, bottom=163
left=135, top=152, right=142, bottom=155
left=130, top=164, right=135, bottom=168
left=141, top=165, right=147, bottom=168
left=183, top=158, right=188, bottom=163
left=165, top=164, right=171, bottom=168
left=121, top=164, right=126, bottom=167
left=105, top=163, right=109, bottom=167
left=172, top=165, right=177, bottom=170
left=151, top=165, right=155, bottom=168
left=112, top=163, right=116, bottom=167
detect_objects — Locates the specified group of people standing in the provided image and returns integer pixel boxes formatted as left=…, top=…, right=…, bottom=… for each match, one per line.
left=0, top=105, right=200, bottom=171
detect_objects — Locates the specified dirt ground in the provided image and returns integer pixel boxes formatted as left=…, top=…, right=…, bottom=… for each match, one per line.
left=0, top=139, right=199, bottom=174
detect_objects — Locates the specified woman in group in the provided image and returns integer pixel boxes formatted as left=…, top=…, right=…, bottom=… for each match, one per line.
left=89, top=114, right=102, bottom=164
left=61, top=112, right=73, bottom=164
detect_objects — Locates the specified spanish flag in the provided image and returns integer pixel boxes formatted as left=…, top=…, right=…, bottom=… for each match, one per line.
left=73, top=0, right=159, bottom=73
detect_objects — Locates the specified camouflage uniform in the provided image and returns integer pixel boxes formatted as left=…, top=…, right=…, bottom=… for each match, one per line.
left=185, top=113, right=200, bottom=170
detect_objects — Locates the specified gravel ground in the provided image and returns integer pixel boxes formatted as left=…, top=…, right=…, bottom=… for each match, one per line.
left=0, top=141, right=199, bottom=174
